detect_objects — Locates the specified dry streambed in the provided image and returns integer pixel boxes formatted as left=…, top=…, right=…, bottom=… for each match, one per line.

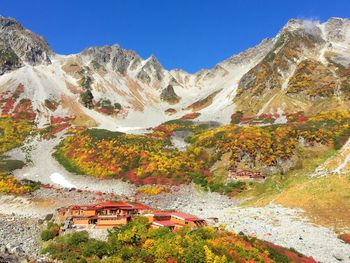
left=7, top=134, right=136, bottom=196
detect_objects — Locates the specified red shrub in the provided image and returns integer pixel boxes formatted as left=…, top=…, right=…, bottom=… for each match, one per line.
left=181, top=112, right=200, bottom=120
left=50, top=116, right=74, bottom=125
left=13, top=99, right=36, bottom=120
left=50, top=123, right=71, bottom=134
left=2, top=97, right=15, bottom=114
left=338, top=233, right=350, bottom=244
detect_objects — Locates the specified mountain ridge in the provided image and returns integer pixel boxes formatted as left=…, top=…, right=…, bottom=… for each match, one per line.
left=0, top=16, right=349, bottom=130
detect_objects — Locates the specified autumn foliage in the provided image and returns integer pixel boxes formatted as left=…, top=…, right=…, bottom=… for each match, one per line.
left=54, top=128, right=207, bottom=185
left=0, top=84, right=36, bottom=121
left=54, top=111, right=350, bottom=193
left=191, top=111, right=350, bottom=170
left=0, top=116, right=38, bottom=194
left=0, top=117, right=32, bottom=154
left=42, top=217, right=316, bottom=263
left=0, top=173, right=39, bottom=194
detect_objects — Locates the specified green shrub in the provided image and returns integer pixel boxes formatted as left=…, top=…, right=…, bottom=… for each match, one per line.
left=41, top=230, right=55, bottom=241
left=82, top=240, right=108, bottom=258
left=52, top=151, right=83, bottom=175
left=81, top=129, right=123, bottom=142
left=189, top=171, right=208, bottom=189
left=0, top=157, right=25, bottom=172
left=266, top=246, right=291, bottom=263
left=64, top=231, right=89, bottom=247
left=41, top=223, right=60, bottom=241
left=20, top=179, right=41, bottom=192
left=114, top=103, right=121, bottom=110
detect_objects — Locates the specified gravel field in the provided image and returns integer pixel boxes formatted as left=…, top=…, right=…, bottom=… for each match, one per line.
left=8, top=134, right=136, bottom=196
left=0, top=214, right=48, bottom=262
left=139, top=185, right=350, bottom=263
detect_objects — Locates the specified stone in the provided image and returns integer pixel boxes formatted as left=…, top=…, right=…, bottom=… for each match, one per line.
left=333, top=253, right=344, bottom=261
left=44, top=214, right=53, bottom=221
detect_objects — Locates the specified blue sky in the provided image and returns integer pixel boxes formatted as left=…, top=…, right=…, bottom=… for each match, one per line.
left=1, top=0, right=349, bottom=72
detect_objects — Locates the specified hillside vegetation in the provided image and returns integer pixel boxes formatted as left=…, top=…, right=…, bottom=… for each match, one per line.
left=54, top=112, right=350, bottom=198
left=41, top=217, right=315, bottom=263
left=0, top=117, right=39, bottom=193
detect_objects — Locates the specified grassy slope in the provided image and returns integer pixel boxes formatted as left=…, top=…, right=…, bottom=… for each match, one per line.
left=240, top=146, right=350, bottom=230
left=235, top=87, right=350, bottom=117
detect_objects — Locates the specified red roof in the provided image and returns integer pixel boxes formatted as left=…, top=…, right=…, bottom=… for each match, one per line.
left=68, top=202, right=137, bottom=211
left=97, top=202, right=134, bottom=208
left=170, top=212, right=199, bottom=221
left=69, top=204, right=98, bottom=210
left=149, top=211, right=172, bottom=216
left=132, top=203, right=153, bottom=210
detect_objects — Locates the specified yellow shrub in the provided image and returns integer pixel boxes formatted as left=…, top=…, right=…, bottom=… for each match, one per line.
left=137, top=185, right=168, bottom=195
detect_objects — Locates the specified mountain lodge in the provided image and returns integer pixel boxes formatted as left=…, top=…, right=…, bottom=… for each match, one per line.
left=57, top=201, right=206, bottom=231
left=228, top=168, right=266, bottom=182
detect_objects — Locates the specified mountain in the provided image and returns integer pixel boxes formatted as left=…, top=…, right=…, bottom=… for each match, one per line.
left=0, top=16, right=349, bottom=130
left=236, top=18, right=350, bottom=116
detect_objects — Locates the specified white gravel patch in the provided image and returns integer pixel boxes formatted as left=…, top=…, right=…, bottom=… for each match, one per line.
left=170, top=130, right=192, bottom=151
left=49, top=172, right=76, bottom=188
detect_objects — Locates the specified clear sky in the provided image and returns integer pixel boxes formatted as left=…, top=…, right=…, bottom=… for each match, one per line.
left=1, top=0, right=349, bottom=73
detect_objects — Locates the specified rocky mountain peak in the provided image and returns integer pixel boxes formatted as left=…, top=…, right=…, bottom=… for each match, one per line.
left=81, top=44, right=143, bottom=74
left=324, top=17, right=350, bottom=43
left=0, top=16, right=349, bottom=126
left=281, top=17, right=350, bottom=44
left=144, top=55, right=163, bottom=70
left=221, top=37, right=274, bottom=68
left=279, top=19, right=324, bottom=41
left=136, top=54, right=165, bottom=84
left=0, top=16, right=24, bottom=30
left=0, top=16, right=53, bottom=66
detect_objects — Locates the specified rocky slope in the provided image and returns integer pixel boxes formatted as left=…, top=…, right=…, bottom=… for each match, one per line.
left=0, top=16, right=349, bottom=129
left=236, top=18, right=350, bottom=116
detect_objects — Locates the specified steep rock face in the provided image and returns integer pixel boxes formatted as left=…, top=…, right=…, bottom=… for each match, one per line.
left=0, top=43, right=22, bottom=75
left=233, top=18, right=350, bottom=116
left=160, top=84, right=180, bottom=103
left=81, top=45, right=142, bottom=74
left=219, top=38, right=274, bottom=68
left=137, top=55, right=164, bottom=84
left=81, top=46, right=166, bottom=86
left=0, top=16, right=52, bottom=67
left=324, top=17, right=350, bottom=43
left=237, top=20, right=324, bottom=98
